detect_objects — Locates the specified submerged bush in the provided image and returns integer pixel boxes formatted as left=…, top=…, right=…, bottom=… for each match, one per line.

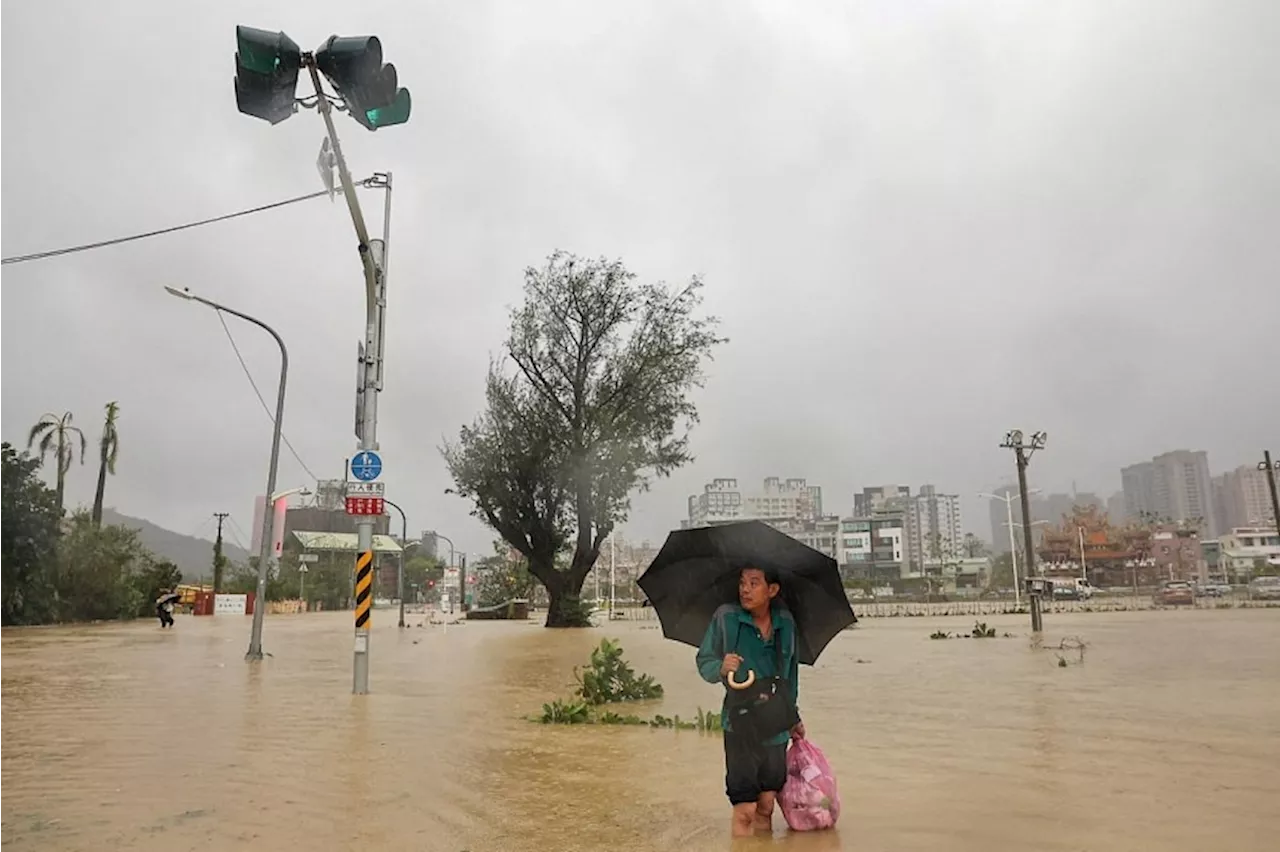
left=533, top=638, right=719, bottom=733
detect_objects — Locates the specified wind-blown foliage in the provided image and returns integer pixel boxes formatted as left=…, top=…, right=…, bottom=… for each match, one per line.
left=445, top=252, right=725, bottom=626
left=92, top=401, right=121, bottom=526
left=474, top=545, right=537, bottom=608
left=27, top=411, right=87, bottom=518
left=2, top=443, right=63, bottom=624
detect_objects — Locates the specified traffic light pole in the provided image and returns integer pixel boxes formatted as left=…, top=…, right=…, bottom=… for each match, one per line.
left=305, top=59, right=383, bottom=695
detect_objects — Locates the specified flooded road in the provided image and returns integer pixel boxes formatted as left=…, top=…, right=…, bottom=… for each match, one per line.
left=3, top=608, right=1278, bottom=851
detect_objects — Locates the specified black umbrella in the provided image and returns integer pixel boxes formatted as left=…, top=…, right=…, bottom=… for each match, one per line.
left=156, top=593, right=180, bottom=606
left=638, top=521, right=856, bottom=665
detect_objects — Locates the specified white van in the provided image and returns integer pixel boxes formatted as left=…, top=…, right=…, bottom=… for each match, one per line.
left=1052, top=577, right=1095, bottom=600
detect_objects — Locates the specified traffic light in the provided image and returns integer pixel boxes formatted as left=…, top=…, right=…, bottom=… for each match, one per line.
left=234, top=26, right=302, bottom=124
left=315, top=35, right=412, bottom=131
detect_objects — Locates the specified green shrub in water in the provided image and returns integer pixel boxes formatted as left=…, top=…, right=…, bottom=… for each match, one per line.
left=575, top=638, right=664, bottom=705
left=532, top=639, right=719, bottom=733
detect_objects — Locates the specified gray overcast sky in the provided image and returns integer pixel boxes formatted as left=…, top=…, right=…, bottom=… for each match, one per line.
left=3, top=0, right=1278, bottom=556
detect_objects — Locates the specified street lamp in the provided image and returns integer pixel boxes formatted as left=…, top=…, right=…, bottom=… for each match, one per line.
left=267, top=487, right=311, bottom=568
left=427, top=530, right=456, bottom=569
left=165, top=285, right=288, bottom=661
left=273, top=486, right=312, bottom=502
left=979, top=488, right=1042, bottom=607
left=384, top=499, right=409, bottom=628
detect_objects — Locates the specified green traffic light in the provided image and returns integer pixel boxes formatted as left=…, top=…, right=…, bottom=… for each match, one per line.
left=236, top=26, right=300, bottom=76
left=234, top=26, right=301, bottom=124
left=315, top=34, right=410, bottom=131
left=363, top=89, right=412, bottom=130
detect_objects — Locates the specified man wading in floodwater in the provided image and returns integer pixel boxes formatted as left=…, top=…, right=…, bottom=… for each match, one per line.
left=696, top=565, right=805, bottom=837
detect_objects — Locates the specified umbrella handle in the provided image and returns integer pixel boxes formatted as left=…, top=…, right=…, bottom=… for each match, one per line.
left=726, top=669, right=756, bottom=690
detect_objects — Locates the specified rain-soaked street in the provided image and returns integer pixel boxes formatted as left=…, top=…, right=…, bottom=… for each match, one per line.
left=3, top=608, right=1279, bottom=851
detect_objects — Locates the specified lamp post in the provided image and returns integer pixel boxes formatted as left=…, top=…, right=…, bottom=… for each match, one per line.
left=999, top=430, right=1048, bottom=630
left=427, top=530, right=456, bottom=569
left=384, top=499, right=408, bottom=628
left=979, top=488, right=1041, bottom=608
left=267, top=487, right=311, bottom=569
left=165, top=285, right=287, bottom=661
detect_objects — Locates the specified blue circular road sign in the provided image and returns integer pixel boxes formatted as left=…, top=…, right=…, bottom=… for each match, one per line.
left=351, top=451, right=383, bottom=481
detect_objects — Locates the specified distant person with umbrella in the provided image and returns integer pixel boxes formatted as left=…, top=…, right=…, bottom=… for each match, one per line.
left=638, top=521, right=856, bottom=837
left=155, top=590, right=179, bottom=628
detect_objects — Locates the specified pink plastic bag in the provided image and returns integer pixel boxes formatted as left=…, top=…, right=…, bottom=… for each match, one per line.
left=779, top=739, right=840, bottom=831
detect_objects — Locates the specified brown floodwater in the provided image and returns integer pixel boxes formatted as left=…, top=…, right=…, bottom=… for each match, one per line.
left=3, top=608, right=1278, bottom=851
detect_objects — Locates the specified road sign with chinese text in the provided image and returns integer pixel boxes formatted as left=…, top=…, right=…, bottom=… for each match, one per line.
left=345, top=496, right=385, bottom=516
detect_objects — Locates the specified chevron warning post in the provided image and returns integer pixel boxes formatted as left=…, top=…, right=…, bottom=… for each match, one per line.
left=355, top=551, right=373, bottom=630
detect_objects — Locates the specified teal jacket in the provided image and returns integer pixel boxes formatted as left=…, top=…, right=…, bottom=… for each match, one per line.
left=696, top=603, right=800, bottom=746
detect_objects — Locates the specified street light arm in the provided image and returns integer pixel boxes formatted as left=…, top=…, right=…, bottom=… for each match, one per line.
left=165, top=287, right=291, bottom=383
left=165, top=284, right=288, bottom=661
left=383, top=499, right=409, bottom=628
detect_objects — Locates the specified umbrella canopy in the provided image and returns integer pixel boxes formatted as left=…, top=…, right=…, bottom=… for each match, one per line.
left=638, top=521, right=856, bottom=665
left=156, top=593, right=180, bottom=606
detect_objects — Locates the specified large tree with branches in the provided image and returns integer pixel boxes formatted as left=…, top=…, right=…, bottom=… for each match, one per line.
left=443, top=252, right=725, bottom=626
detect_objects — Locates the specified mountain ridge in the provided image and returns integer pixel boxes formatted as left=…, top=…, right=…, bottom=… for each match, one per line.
left=102, top=508, right=250, bottom=581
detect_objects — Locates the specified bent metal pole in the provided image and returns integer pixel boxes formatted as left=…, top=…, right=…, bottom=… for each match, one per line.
left=163, top=287, right=286, bottom=661
left=306, top=56, right=383, bottom=695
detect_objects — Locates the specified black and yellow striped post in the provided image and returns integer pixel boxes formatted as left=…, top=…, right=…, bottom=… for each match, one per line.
left=355, top=551, right=374, bottom=631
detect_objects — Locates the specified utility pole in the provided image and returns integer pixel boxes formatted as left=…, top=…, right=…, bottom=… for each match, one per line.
left=213, top=512, right=230, bottom=593
left=1000, top=430, right=1048, bottom=631
left=1260, top=450, right=1280, bottom=538
left=459, top=554, right=468, bottom=613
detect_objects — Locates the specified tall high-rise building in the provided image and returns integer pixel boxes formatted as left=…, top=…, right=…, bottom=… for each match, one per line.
left=1106, top=491, right=1127, bottom=525
left=906, top=484, right=962, bottom=569
left=1211, top=474, right=1230, bottom=539
left=1121, top=462, right=1155, bottom=521
left=1151, top=450, right=1216, bottom=537
left=1218, top=464, right=1278, bottom=529
left=1121, top=450, right=1217, bottom=537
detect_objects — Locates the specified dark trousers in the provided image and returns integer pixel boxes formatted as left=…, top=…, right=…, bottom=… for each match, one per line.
left=157, top=609, right=174, bottom=628
left=724, top=729, right=787, bottom=805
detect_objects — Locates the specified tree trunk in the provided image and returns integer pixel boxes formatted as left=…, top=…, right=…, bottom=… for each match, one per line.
left=531, top=554, right=594, bottom=628
left=54, top=433, right=66, bottom=519
left=543, top=578, right=592, bottom=627
left=91, top=450, right=108, bottom=527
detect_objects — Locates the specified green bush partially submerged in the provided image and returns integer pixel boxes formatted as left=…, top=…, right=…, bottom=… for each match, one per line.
left=535, top=638, right=722, bottom=732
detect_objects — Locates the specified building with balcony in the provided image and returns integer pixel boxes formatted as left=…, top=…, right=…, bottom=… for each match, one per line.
left=686, top=477, right=823, bottom=528
left=1218, top=525, right=1280, bottom=581
left=840, top=487, right=911, bottom=583
left=905, top=485, right=962, bottom=571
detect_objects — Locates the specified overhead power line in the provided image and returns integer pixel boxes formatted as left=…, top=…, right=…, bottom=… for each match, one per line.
left=216, top=311, right=320, bottom=482
left=1, top=179, right=377, bottom=266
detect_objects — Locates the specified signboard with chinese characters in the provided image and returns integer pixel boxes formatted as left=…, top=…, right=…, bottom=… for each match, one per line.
left=345, top=496, right=385, bottom=516
left=345, top=482, right=386, bottom=516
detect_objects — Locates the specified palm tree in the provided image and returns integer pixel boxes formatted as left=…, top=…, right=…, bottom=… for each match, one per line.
left=91, top=401, right=121, bottom=526
left=27, top=411, right=87, bottom=518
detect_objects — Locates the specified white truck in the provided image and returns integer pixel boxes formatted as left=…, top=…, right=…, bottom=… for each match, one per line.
left=1052, top=577, right=1096, bottom=600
